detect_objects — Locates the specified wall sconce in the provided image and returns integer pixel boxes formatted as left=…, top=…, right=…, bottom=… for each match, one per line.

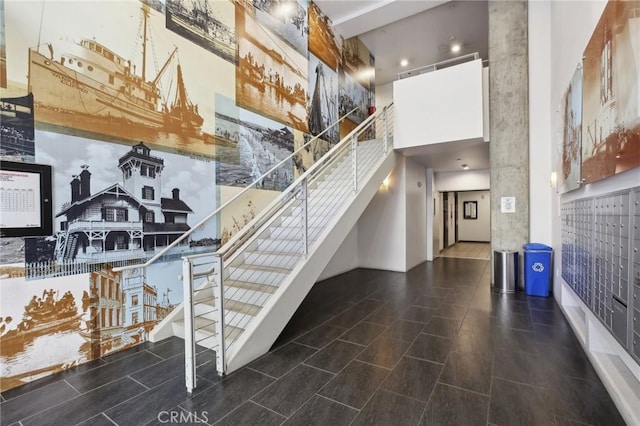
left=381, top=176, right=390, bottom=190
left=550, top=171, right=557, bottom=189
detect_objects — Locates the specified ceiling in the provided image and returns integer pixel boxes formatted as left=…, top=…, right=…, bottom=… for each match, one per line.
left=314, top=0, right=490, bottom=173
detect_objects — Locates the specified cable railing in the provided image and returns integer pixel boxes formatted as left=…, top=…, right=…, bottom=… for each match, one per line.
left=180, top=103, right=394, bottom=393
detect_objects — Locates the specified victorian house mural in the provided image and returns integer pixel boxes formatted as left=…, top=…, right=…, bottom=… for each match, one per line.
left=54, top=143, right=194, bottom=266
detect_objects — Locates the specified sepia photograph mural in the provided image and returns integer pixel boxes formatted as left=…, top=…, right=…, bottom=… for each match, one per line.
left=308, top=53, right=339, bottom=144
left=24, top=131, right=217, bottom=280
left=0, top=0, right=378, bottom=392
left=342, top=36, right=372, bottom=90
left=254, top=0, right=309, bottom=57
left=0, top=272, right=92, bottom=391
left=308, top=1, right=340, bottom=71
left=166, top=0, right=236, bottom=65
left=3, top=0, right=235, bottom=158
left=581, top=0, right=640, bottom=184
left=236, top=2, right=309, bottom=132
left=215, top=95, right=294, bottom=190
left=84, top=261, right=181, bottom=359
left=560, top=65, right=583, bottom=194
left=0, top=0, right=6, bottom=89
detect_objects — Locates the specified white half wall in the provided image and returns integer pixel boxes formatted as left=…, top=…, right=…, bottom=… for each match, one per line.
left=358, top=157, right=407, bottom=271
left=394, top=59, right=484, bottom=148
left=317, top=223, right=359, bottom=281
left=457, top=190, right=490, bottom=242
left=434, top=169, right=490, bottom=192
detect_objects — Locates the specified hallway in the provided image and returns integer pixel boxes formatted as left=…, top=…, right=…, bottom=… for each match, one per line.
left=439, top=242, right=491, bottom=260
left=0, top=258, right=623, bottom=425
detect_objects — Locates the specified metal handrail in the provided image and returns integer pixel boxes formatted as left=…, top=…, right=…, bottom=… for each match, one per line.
left=181, top=104, right=394, bottom=393
left=112, top=107, right=358, bottom=273
left=397, top=52, right=480, bottom=80
left=217, top=104, right=392, bottom=258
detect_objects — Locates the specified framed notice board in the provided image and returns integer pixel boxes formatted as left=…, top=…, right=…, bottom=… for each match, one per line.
left=0, top=160, right=53, bottom=237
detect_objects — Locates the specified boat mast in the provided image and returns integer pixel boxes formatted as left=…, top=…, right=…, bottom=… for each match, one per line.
left=141, top=5, right=149, bottom=81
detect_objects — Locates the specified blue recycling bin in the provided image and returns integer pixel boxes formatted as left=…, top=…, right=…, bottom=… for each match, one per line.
left=523, top=243, right=553, bottom=297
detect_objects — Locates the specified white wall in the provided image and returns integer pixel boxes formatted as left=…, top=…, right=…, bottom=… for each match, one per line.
left=434, top=169, right=490, bottom=192
left=528, top=0, right=553, bottom=246
left=358, top=157, right=407, bottom=271
left=376, top=81, right=394, bottom=109
left=393, top=59, right=485, bottom=148
left=318, top=223, right=359, bottom=281
left=457, top=190, right=490, bottom=242
left=405, top=157, right=427, bottom=269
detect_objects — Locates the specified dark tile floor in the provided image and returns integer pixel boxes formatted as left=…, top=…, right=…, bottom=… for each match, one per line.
left=0, top=258, right=626, bottom=426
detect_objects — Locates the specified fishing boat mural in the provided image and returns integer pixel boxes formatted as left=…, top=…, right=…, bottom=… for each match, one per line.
left=253, top=0, right=309, bottom=57
left=236, top=1, right=309, bottom=133
left=0, top=273, right=91, bottom=391
left=4, top=1, right=236, bottom=158
left=166, top=0, right=236, bottom=65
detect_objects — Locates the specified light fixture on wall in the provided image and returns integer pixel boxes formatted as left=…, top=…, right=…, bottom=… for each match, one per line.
left=381, top=175, right=391, bottom=190
left=461, top=164, right=469, bottom=170
left=400, top=59, right=409, bottom=67
left=550, top=171, right=558, bottom=188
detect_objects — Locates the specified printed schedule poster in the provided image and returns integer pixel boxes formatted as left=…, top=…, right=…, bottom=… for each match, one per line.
left=0, top=169, right=41, bottom=228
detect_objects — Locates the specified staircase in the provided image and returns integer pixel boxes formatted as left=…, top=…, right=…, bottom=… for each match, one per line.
left=117, top=104, right=395, bottom=392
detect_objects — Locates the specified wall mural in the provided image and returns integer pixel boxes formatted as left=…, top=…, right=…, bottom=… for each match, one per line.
left=215, top=94, right=294, bottom=190
left=308, top=1, right=341, bottom=71
left=23, top=131, right=217, bottom=280
left=308, top=53, right=339, bottom=144
left=4, top=0, right=235, bottom=158
left=581, top=0, right=640, bottom=184
left=236, top=2, right=309, bottom=132
left=0, top=0, right=376, bottom=392
left=560, top=65, right=582, bottom=194
left=166, top=0, right=237, bottom=65
left=0, top=0, right=6, bottom=89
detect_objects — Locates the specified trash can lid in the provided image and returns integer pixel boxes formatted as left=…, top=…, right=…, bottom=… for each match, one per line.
left=523, top=243, right=552, bottom=251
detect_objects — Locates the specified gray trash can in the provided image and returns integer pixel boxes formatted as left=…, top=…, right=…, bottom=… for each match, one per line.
left=493, top=250, right=518, bottom=293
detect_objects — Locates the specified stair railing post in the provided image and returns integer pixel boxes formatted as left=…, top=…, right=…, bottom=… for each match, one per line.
left=382, top=108, right=388, bottom=156
left=212, top=254, right=226, bottom=376
left=300, top=179, right=308, bottom=256
left=351, top=134, right=358, bottom=193
left=182, top=257, right=197, bottom=394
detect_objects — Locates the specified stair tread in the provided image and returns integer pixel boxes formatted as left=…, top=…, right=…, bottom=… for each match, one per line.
left=224, top=279, right=279, bottom=294
left=225, top=299, right=262, bottom=316
left=229, top=263, right=292, bottom=274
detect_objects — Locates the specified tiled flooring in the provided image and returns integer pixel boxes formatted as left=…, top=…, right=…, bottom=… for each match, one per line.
left=0, top=258, right=625, bottom=426
left=439, top=241, right=491, bottom=260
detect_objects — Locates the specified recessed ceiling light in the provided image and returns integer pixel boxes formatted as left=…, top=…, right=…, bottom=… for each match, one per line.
left=451, top=43, right=461, bottom=53
left=400, top=59, right=408, bottom=67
